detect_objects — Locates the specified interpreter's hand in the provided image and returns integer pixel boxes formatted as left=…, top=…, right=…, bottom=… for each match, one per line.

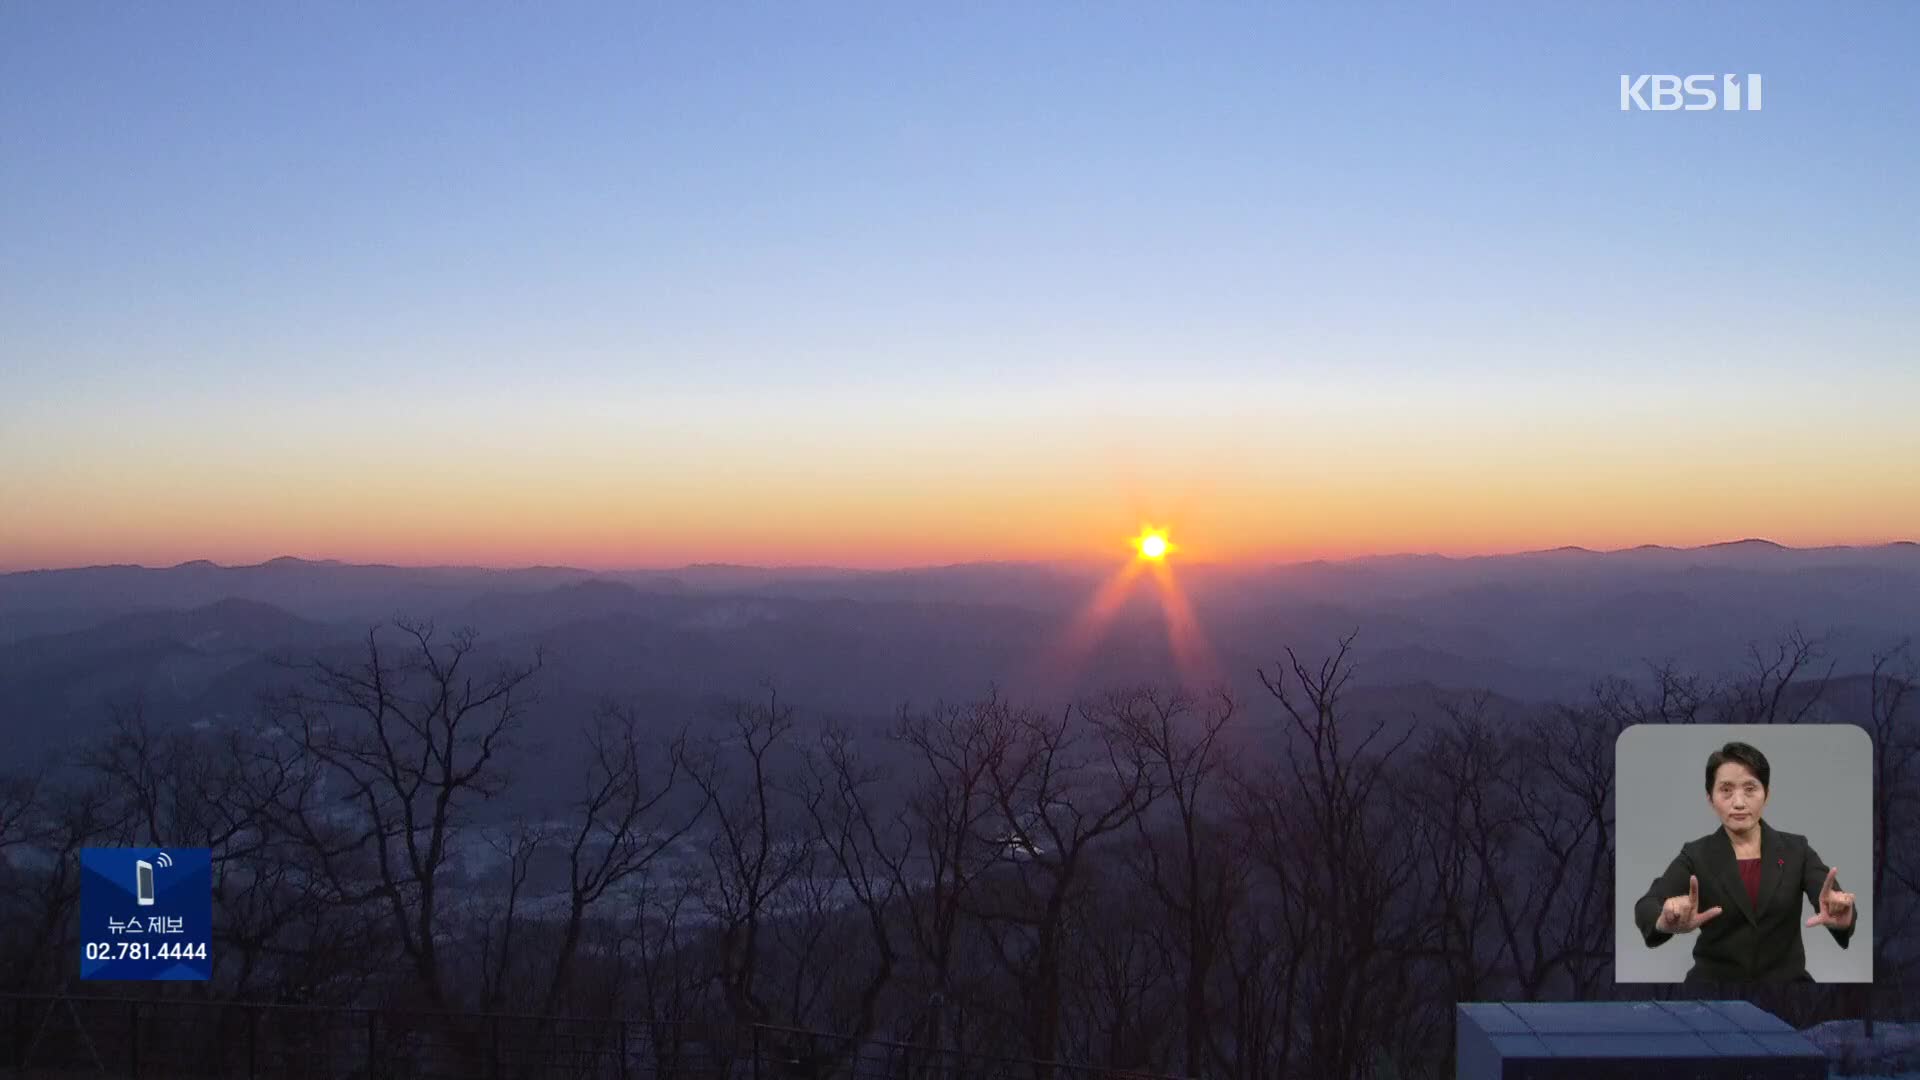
left=1657, top=874, right=1724, bottom=934
left=1805, top=867, right=1856, bottom=930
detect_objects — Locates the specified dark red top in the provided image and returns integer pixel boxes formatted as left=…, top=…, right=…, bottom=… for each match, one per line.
left=1737, top=857, right=1763, bottom=909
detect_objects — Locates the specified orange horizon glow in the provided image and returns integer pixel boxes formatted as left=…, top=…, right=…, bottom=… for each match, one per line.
left=5, top=370, right=1917, bottom=575
left=2, top=451, right=1915, bottom=574
left=4, top=527, right=1919, bottom=576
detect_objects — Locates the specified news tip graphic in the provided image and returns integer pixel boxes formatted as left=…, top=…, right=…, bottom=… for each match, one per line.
left=79, top=847, right=212, bottom=981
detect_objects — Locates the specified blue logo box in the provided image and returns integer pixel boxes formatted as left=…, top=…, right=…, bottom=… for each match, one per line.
left=79, top=848, right=212, bottom=981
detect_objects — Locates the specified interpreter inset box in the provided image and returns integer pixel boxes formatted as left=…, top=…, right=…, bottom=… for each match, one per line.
left=1614, top=725, right=1871, bottom=984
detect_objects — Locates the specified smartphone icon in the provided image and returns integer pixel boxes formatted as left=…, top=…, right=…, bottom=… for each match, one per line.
left=136, top=860, right=155, bottom=906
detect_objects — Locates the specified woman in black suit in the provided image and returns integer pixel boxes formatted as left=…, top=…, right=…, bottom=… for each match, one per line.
left=1632, top=741, right=1857, bottom=983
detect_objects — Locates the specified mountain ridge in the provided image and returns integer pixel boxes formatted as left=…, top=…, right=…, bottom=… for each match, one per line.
left=9, top=538, right=1918, bottom=578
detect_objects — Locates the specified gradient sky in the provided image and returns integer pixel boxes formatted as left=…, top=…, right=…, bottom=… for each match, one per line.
left=4, top=2, right=1917, bottom=572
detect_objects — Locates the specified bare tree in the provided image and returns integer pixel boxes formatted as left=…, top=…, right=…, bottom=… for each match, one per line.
left=1402, top=695, right=1522, bottom=1012
left=474, top=819, right=542, bottom=1012
left=613, top=869, right=719, bottom=1040
left=1868, top=642, right=1920, bottom=993
left=888, top=694, right=1019, bottom=1061
left=0, top=767, right=45, bottom=866
left=794, top=721, right=902, bottom=1050
left=1716, top=628, right=1836, bottom=724
left=1586, top=660, right=1711, bottom=726
left=1101, top=686, right=1242, bottom=1077
left=1061, top=865, right=1174, bottom=1072
left=963, top=699, right=1164, bottom=1066
left=765, top=842, right=843, bottom=1027
left=543, top=701, right=705, bottom=1015
left=0, top=778, right=118, bottom=990
left=1522, top=700, right=1621, bottom=997
left=1212, top=888, right=1309, bottom=1080
left=263, top=619, right=543, bottom=1010
left=690, top=685, right=813, bottom=1026
left=1235, top=635, right=1424, bottom=1080
left=1406, top=695, right=1611, bottom=1009
left=82, top=698, right=312, bottom=992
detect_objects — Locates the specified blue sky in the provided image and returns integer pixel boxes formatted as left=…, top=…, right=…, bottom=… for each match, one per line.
left=3, top=2, right=1916, bottom=569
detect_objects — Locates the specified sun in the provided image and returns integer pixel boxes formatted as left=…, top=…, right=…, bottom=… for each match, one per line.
left=1134, top=529, right=1172, bottom=560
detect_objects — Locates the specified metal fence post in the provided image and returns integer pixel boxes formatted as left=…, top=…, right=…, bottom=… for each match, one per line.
left=247, top=1005, right=258, bottom=1080
left=618, top=1020, right=630, bottom=1080
left=367, top=1010, right=380, bottom=1080
left=752, top=1024, right=762, bottom=1080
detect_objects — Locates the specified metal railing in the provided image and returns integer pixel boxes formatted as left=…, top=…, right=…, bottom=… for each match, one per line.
left=1, top=993, right=1188, bottom=1080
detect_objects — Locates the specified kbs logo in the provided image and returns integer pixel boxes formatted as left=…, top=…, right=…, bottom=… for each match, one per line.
left=1620, top=74, right=1763, bottom=111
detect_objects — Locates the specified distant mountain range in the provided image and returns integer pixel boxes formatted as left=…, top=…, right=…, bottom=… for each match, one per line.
left=2, top=541, right=1913, bottom=770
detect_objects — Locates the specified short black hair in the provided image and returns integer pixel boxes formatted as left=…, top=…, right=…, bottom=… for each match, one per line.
left=1705, top=741, right=1770, bottom=795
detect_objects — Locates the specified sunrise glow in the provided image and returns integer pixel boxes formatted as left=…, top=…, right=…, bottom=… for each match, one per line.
left=1023, top=524, right=1222, bottom=692
left=1148, top=557, right=1222, bottom=689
